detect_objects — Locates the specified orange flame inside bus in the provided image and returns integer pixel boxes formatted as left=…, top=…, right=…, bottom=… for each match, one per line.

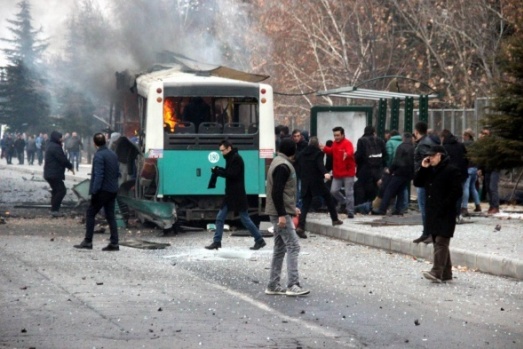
left=163, top=99, right=177, bottom=132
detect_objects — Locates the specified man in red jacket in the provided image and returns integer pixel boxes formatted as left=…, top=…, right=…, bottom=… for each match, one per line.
left=322, top=126, right=356, bottom=218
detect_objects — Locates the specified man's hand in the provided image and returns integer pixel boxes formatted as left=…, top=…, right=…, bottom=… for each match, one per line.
left=295, top=208, right=301, bottom=216
left=324, top=173, right=331, bottom=181
left=277, top=216, right=286, bottom=228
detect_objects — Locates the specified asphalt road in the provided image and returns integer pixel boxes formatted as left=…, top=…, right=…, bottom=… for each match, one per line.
left=0, top=216, right=521, bottom=349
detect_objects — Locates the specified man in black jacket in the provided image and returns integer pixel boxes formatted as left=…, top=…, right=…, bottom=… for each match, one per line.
left=412, top=122, right=439, bottom=243
left=205, top=140, right=266, bottom=250
left=295, top=137, right=342, bottom=238
left=414, top=145, right=462, bottom=283
left=43, top=131, right=74, bottom=217
left=354, top=126, right=386, bottom=205
left=75, top=133, right=121, bottom=251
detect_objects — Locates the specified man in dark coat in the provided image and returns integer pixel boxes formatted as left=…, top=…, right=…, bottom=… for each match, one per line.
left=414, top=145, right=462, bottom=283
left=205, top=140, right=266, bottom=250
left=14, top=134, right=26, bottom=164
left=412, top=121, right=439, bottom=243
left=43, top=131, right=74, bottom=217
left=354, top=125, right=386, bottom=205
left=440, top=129, right=468, bottom=220
left=295, top=136, right=342, bottom=238
left=75, top=133, right=121, bottom=251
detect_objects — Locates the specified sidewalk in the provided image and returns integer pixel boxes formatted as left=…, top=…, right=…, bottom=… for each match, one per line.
left=306, top=208, right=523, bottom=280
left=1, top=161, right=92, bottom=182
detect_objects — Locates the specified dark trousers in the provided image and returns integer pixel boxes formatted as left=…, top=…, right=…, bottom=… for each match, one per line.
left=46, top=178, right=67, bottom=212
left=378, top=175, right=409, bottom=213
left=354, top=175, right=379, bottom=206
left=37, top=149, right=43, bottom=165
left=27, top=150, right=35, bottom=165
left=17, top=150, right=24, bottom=164
left=299, top=189, right=338, bottom=230
left=85, top=191, right=119, bottom=245
left=431, top=236, right=452, bottom=279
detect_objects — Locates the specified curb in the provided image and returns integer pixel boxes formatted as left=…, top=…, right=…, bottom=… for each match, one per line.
left=307, top=219, right=523, bottom=280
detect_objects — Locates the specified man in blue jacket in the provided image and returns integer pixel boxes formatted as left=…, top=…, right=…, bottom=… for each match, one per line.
left=75, top=133, right=120, bottom=251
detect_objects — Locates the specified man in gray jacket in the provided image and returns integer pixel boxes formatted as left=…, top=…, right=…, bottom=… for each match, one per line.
left=265, top=138, right=309, bottom=297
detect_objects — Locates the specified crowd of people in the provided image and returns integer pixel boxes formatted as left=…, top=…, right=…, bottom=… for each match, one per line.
left=1, top=131, right=84, bottom=169
left=273, top=122, right=501, bottom=284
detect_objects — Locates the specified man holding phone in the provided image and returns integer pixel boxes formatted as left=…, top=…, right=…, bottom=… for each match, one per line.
left=413, top=145, right=462, bottom=283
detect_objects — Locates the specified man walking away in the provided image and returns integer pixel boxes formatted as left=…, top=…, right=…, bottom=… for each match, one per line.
left=68, top=132, right=83, bottom=172
left=322, top=126, right=356, bottom=218
left=44, top=131, right=74, bottom=217
left=74, top=133, right=120, bottom=251
left=205, top=140, right=266, bottom=250
left=295, top=136, right=342, bottom=238
left=265, top=138, right=309, bottom=296
left=26, top=135, right=37, bottom=165
left=414, top=145, right=462, bottom=283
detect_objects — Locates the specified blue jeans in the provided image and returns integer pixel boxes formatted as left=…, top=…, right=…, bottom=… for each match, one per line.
left=417, top=187, right=427, bottom=234
left=69, top=151, right=80, bottom=171
left=485, top=171, right=500, bottom=209
left=268, top=215, right=301, bottom=289
left=213, top=204, right=262, bottom=243
left=462, top=167, right=480, bottom=208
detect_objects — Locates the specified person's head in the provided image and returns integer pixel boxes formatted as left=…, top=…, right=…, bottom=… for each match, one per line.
left=364, top=125, right=375, bottom=136
left=72, top=132, right=77, bottom=137
left=402, top=132, right=412, bottom=143
left=93, top=133, right=106, bottom=147
left=280, top=126, right=289, bottom=137
left=479, top=128, right=491, bottom=138
left=292, top=129, right=302, bottom=143
left=332, top=126, right=345, bottom=142
left=463, top=128, right=474, bottom=141
left=278, top=138, right=296, bottom=158
left=440, top=129, right=452, bottom=142
left=384, top=129, right=391, bottom=141
left=425, top=145, right=447, bottom=166
left=390, top=130, right=399, bottom=137
left=414, top=121, right=428, bottom=139
left=219, top=140, right=233, bottom=156
left=308, top=136, right=319, bottom=148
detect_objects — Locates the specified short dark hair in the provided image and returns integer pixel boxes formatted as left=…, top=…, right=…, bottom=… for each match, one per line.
left=93, top=133, right=106, bottom=146
left=219, top=140, right=232, bottom=149
left=332, top=126, right=344, bottom=135
left=440, top=129, right=453, bottom=140
left=390, top=130, right=400, bottom=136
left=279, top=138, right=296, bottom=157
left=309, top=136, right=319, bottom=147
left=415, top=121, right=428, bottom=135
left=292, top=129, right=301, bottom=136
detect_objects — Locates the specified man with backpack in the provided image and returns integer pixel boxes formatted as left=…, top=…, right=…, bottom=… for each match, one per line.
left=354, top=126, right=386, bottom=205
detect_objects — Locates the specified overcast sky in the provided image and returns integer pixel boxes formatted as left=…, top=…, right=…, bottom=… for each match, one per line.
left=0, top=0, right=110, bottom=65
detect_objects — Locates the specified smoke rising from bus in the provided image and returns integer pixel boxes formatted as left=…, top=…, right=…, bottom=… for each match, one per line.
left=44, top=0, right=268, bottom=113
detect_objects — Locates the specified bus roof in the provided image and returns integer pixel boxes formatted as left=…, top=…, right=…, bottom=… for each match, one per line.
left=134, top=64, right=270, bottom=97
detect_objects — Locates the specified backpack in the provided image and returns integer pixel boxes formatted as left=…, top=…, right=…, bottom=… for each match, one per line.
left=364, top=136, right=383, bottom=168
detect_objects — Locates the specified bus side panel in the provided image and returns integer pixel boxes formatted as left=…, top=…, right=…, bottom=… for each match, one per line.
left=158, top=150, right=260, bottom=195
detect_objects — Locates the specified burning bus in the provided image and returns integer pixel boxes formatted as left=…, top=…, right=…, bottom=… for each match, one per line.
left=113, top=56, right=275, bottom=231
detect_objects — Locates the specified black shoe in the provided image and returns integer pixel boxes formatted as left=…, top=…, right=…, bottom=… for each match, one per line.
left=295, top=228, right=307, bottom=239
left=347, top=212, right=354, bottom=219
left=332, top=219, right=343, bottom=226
left=51, top=211, right=64, bottom=218
left=370, top=210, right=384, bottom=215
left=413, top=235, right=428, bottom=243
left=250, top=239, right=267, bottom=250
left=74, top=240, right=93, bottom=250
left=102, top=244, right=119, bottom=251
left=205, top=241, right=221, bottom=250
